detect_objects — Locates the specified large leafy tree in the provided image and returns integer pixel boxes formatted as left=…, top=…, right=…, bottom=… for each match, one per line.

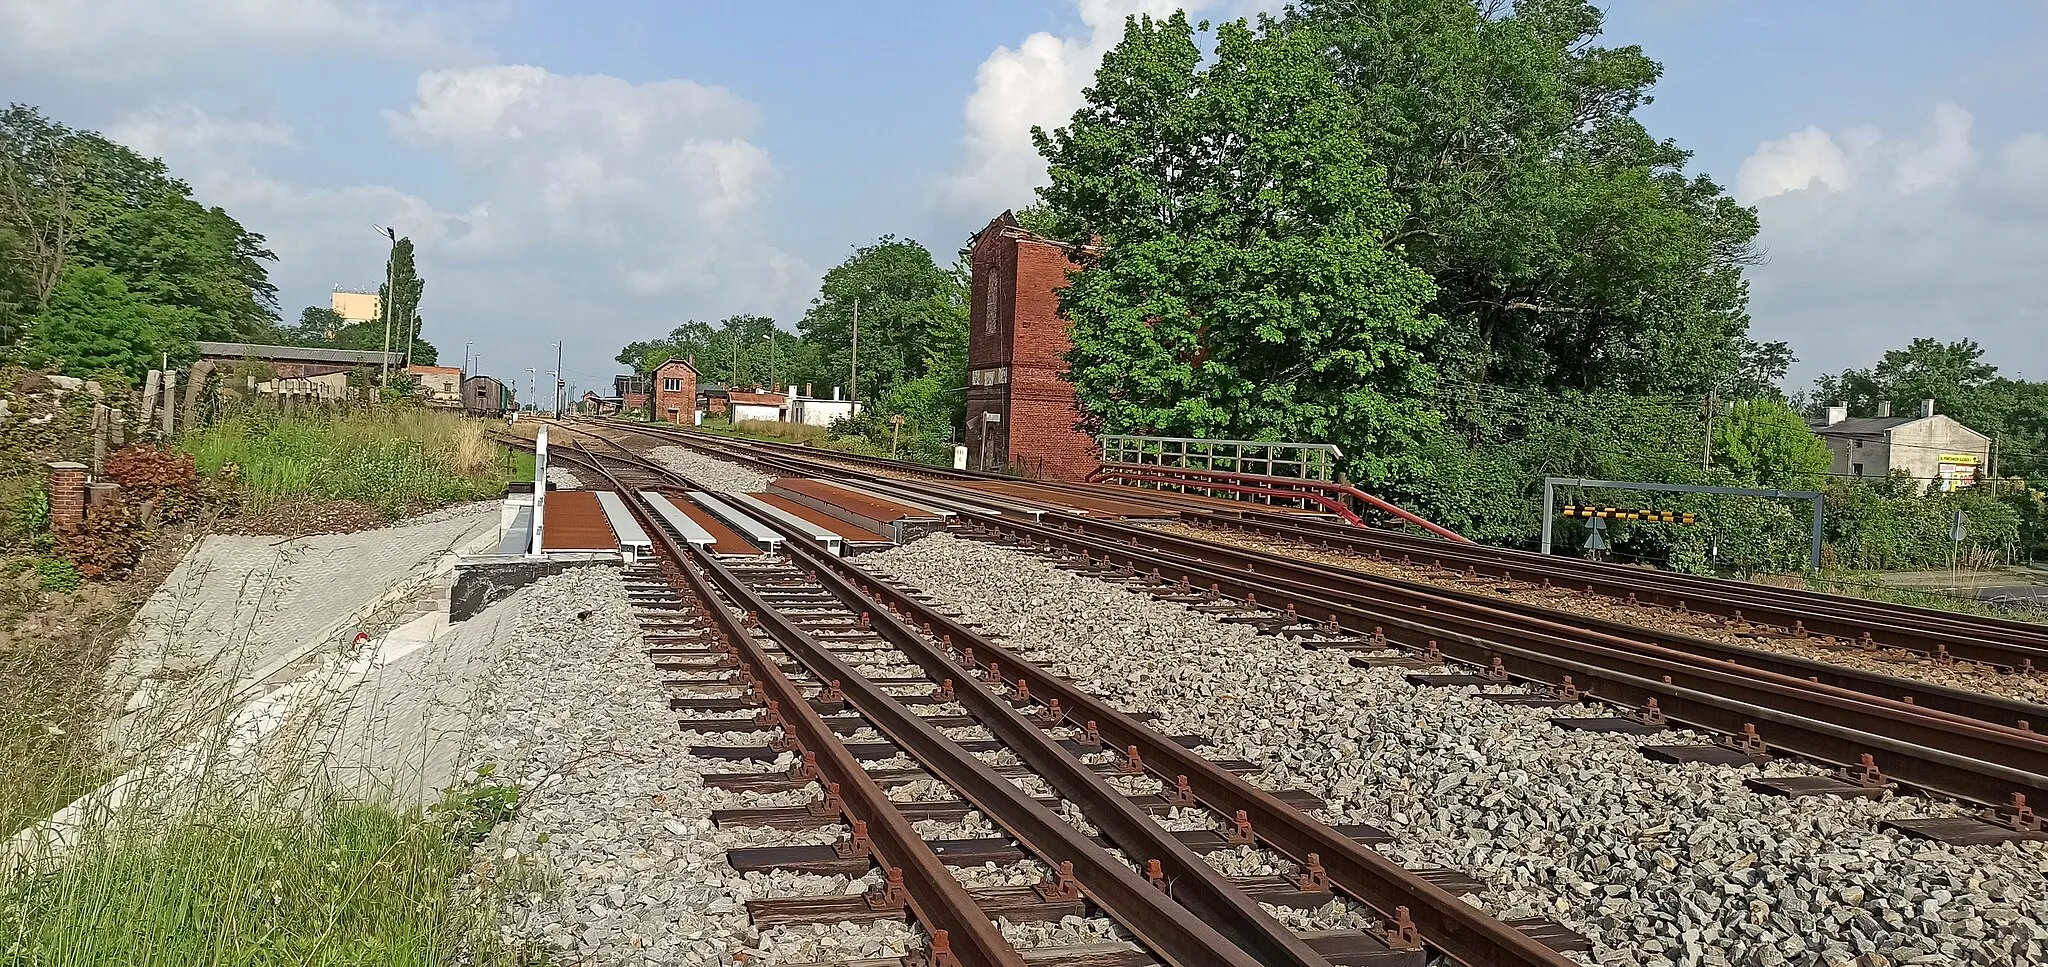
left=618, top=315, right=789, bottom=388
left=1285, top=0, right=1760, bottom=395
left=1, top=104, right=278, bottom=355
left=22, top=265, right=195, bottom=379
left=1033, top=13, right=1441, bottom=484
left=1712, top=399, right=1833, bottom=488
left=797, top=236, right=966, bottom=400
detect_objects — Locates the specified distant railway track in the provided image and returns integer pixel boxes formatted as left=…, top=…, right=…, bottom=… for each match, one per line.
left=564, top=420, right=2048, bottom=821
left=547, top=438, right=1587, bottom=967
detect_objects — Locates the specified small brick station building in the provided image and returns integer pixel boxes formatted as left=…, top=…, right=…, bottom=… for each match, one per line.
left=965, top=211, right=1097, bottom=481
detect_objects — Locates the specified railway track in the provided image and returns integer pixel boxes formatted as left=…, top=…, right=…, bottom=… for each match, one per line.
left=548, top=439, right=1587, bottom=967
left=597, top=418, right=2048, bottom=677
left=570, top=422, right=2048, bottom=821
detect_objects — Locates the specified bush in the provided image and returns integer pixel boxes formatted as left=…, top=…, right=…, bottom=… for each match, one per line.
left=182, top=409, right=525, bottom=518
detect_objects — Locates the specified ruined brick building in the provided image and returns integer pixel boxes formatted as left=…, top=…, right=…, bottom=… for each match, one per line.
left=965, top=211, right=1097, bottom=481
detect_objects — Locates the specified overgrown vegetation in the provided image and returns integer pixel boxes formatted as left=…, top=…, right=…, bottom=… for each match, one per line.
left=182, top=407, right=529, bottom=518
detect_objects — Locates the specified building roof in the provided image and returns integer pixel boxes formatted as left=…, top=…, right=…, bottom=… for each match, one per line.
left=407, top=364, right=462, bottom=375
left=1810, top=416, right=1915, bottom=436
left=655, top=356, right=698, bottom=374
left=729, top=390, right=786, bottom=406
left=196, top=341, right=400, bottom=366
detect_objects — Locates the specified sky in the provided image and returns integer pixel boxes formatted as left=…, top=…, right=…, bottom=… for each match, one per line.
left=2, top=1, right=2045, bottom=399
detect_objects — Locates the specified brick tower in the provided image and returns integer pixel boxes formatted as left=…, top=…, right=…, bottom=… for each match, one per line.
left=964, top=211, right=1097, bottom=481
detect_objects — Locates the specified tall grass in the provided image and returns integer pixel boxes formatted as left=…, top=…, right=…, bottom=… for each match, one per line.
left=183, top=408, right=530, bottom=517
left=2, top=804, right=505, bottom=966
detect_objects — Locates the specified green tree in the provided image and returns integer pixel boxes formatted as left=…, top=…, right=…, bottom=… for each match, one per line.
left=378, top=235, right=425, bottom=364
left=1712, top=398, right=1833, bottom=488
left=1284, top=0, right=1761, bottom=395
left=618, top=315, right=790, bottom=389
left=1, top=104, right=278, bottom=352
left=797, top=236, right=965, bottom=399
left=22, top=265, right=195, bottom=379
left=283, top=306, right=345, bottom=346
left=1033, top=13, right=1441, bottom=485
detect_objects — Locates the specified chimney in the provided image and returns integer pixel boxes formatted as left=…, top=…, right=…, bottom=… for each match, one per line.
left=1825, top=403, right=1848, bottom=426
left=1876, top=401, right=1891, bottom=418
left=832, top=386, right=842, bottom=401
left=804, top=382, right=812, bottom=398
left=1921, top=398, right=1936, bottom=419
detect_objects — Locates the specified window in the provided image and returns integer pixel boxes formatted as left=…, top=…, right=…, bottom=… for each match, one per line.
left=969, top=367, right=1009, bottom=386
left=983, top=275, right=1001, bottom=335
left=1852, top=462, right=1864, bottom=476
left=662, top=378, right=683, bottom=392
left=1853, top=439, right=1863, bottom=448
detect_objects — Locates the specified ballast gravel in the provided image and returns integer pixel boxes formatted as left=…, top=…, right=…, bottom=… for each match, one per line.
left=1153, top=521, right=2048, bottom=708
left=469, top=565, right=870, bottom=965
left=650, top=445, right=773, bottom=492
left=864, top=532, right=2048, bottom=967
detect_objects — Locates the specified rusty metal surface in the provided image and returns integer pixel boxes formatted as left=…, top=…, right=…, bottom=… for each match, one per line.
left=773, top=476, right=930, bottom=523
left=1212, top=509, right=2048, bottom=672
left=602, top=479, right=1024, bottom=967
left=972, top=514, right=2048, bottom=808
left=539, top=490, right=619, bottom=551
left=807, top=541, right=1577, bottom=967
left=698, top=549, right=1307, bottom=967
left=755, top=491, right=892, bottom=542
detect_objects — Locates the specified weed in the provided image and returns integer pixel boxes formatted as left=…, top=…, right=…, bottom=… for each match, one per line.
left=182, top=408, right=525, bottom=518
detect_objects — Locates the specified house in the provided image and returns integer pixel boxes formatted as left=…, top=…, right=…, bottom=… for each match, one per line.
left=613, top=373, right=650, bottom=416
left=651, top=357, right=699, bottom=425
left=1809, top=399, right=1991, bottom=491
left=789, top=383, right=860, bottom=427
left=581, top=391, right=623, bottom=415
left=729, top=389, right=787, bottom=423
left=406, top=364, right=464, bottom=408
left=964, top=210, right=1097, bottom=480
left=194, top=340, right=401, bottom=400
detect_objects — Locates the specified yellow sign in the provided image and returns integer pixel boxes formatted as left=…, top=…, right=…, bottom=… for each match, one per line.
left=1937, top=454, right=1980, bottom=465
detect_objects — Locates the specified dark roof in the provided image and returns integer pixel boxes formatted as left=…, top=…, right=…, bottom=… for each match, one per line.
left=195, top=341, right=399, bottom=366
left=655, top=356, right=697, bottom=374
left=1810, top=416, right=1916, bottom=436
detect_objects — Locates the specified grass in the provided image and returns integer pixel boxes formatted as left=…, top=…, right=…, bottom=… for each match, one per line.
left=2, top=804, right=493, bottom=966
left=182, top=407, right=533, bottom=518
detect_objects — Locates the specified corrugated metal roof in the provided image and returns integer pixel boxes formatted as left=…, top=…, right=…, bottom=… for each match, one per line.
left=195, top=341, right=400, bottom=365
left=1810, top=416, right=1915, bottom=435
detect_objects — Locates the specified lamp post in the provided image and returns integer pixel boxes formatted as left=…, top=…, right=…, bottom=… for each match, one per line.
left=553, top=341, right=563, bottom=418
left=372, top=225, right=397, bottom=382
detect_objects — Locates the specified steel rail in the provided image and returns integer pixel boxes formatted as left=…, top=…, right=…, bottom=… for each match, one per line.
left=592, top=467, right=1025, bottom=967
left=590, top=425, right=2047, bottom=732
left=967, top=513, right=2048, bottom=807
left=564, top=435, right=1331, bottom=967
left=595, top=418, right=2048, bottom=672
left=793, top=536, right=1579, bottom=967
left=567, top=430, right=1575, bottom=967
left=1214, top=509, right=2048, bottom=669
left=693, top=550, right=1316, bottom=967
left=1145, top=514, right=2048, bottom=731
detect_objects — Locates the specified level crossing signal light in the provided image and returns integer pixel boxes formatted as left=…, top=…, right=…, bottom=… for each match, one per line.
left=1560, top=505, right=1696, bottom=525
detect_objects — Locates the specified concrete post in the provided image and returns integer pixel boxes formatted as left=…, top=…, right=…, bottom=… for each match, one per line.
left=110, top=408, right=124, bottom=448
left=138, top=370, right=159, bottom=429
left=160, top=370, right=178, bottom=438
left=182, top=360, right=213, bottom=426
left=92, top=404, right=110, bottom=474
left=47, top=462, right=86, bottom=533
left=529, top=426, right=548, bottom=557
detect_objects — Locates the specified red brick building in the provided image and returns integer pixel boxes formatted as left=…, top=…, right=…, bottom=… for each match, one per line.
left=965, top=211, right=1097, bottom=480
left=651, top=357, right=698, bottom=425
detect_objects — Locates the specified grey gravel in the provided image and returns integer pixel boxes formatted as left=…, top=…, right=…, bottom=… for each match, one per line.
left=468, top=565, right=869, bottom=965
left=546, top=466, right=584, bottom=489
left=866, top=532, right=2048, bottom=967
left=650, top=445, right=773, bottom=492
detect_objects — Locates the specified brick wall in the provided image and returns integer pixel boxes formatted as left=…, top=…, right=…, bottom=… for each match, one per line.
left=47, top=462, right=86, bottom=532
left=651, top=360, right=698, bottom=425
left=1002, top=235, right=1097, bottom=481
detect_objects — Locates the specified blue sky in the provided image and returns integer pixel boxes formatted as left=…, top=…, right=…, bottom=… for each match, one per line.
left=3, top=1, right=2045, bottom=397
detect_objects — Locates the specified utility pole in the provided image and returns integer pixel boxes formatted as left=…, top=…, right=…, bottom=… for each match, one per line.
left=464, top=340, right=473, bottom=376
left=1701, top=389, right=1718, bottom=470
left=375, top=226, right=397, bottom=382
left=547, top=370, right=559, bottom=418
left=849, top=296, right=859, bottom=404
left=526, top=368, right=536, bottom=411
left=765, top=333, right=778, bottom=389
left=553, top=341, right=564, bottom=418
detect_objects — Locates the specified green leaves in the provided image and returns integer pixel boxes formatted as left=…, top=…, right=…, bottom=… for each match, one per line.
left=1039, top=13, right=1441, bottom=486
left=1712, top=399, right=1833, bottom=489
left=21, top=265, right=195, bottom=379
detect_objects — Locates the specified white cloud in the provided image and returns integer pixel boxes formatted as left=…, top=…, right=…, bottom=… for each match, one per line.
left=105, top=67, right=813, bottom=376
left=0, top=0, right=478, bottom=77
left=938, top=0, right=1283, bottom=218
left=1738, top=104, right=2048, bottom=385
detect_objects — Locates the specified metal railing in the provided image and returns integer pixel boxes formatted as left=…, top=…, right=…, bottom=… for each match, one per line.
left=1099, top=434, right=1340, bottom=482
